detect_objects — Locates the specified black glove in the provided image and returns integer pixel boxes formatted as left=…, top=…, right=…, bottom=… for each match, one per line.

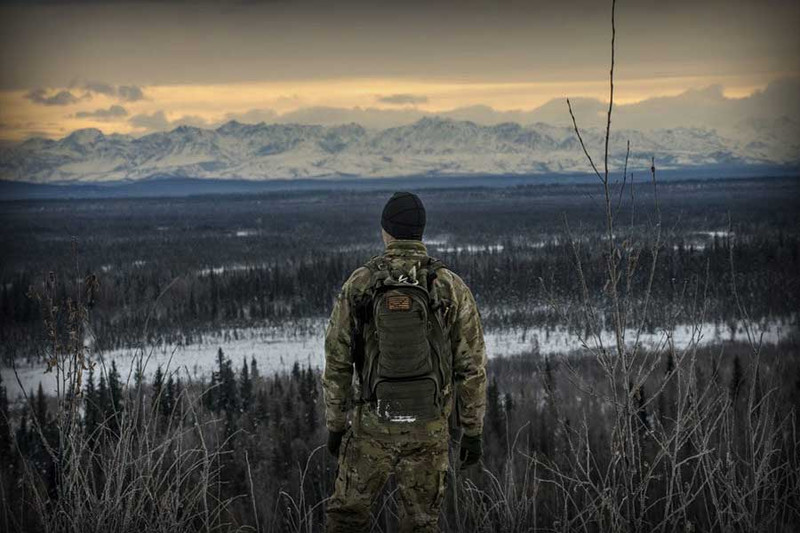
left=327, top=430, right=346, bottom=457
left=459, top=434, right=483, bottom=468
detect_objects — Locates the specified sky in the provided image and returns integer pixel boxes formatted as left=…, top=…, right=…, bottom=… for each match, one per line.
left=0, top=0, right=798, bottom=140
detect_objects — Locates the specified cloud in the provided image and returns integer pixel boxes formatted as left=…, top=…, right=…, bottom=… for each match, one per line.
left=129, top=110, right=209, bottom=132
left=25, top=88, right=81, bottom=106
left=117, top=85, right=145, bottom=102
left=172, top=114, right=210, bottom=128
left=377, top=93, right=429, bottom=105
left=221, top=108, right=279, bottom=124
left=129, top=110, right=170, bottom=131
left=83, top=81, right=116, bottom=96
left=81, top=82, right=146, bottom=102
left=75, top=105, right=129, bottom=120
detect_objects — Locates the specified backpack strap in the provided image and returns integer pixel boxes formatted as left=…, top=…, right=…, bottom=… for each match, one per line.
left=424, top=257, right=447, bottom=312
left=350, top=256, right=388, bottom=400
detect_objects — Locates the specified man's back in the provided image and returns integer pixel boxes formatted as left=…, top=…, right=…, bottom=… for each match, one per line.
left=322, top=192, right=487, bottom=532
left=323, top=239, right=487, bottom=441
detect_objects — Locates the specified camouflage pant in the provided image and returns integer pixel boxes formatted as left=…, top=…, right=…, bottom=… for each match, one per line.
left=326, top=429, right=450, bottom=532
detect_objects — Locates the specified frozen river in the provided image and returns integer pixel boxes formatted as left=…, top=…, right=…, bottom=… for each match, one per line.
left=3, top=317, right=795, bottom=398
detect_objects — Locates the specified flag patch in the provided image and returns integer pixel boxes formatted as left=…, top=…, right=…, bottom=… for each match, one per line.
left=386, top=295, right=412, bottom=311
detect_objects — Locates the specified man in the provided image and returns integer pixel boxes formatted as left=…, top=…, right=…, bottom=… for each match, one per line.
left=322, top=191, right=487, bottom=532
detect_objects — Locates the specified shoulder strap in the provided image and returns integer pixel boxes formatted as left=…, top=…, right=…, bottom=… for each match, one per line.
left=349, top=256, right=390, bottom=384
left=423, top=256, right=447, bottom=310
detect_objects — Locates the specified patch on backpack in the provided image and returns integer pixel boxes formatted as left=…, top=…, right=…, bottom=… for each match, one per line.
left=386, top=295, right=412, bottom=311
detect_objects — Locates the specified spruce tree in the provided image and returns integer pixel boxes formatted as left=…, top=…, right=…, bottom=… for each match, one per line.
left=487, top=378, right=504, bottom=447
left=251, top=356, right=260, bottom=382
left=152, top=365, right=164, bottom=415
left=174, top=377, right=183, bottom=422
left=161, top=376, right=175, bottom=419
left=255, top=388, right=270, bottom=427
left=504, top=392, right=514, bottom=413
left=304, top=365, right=318, bottom=433
left=98, top=373, right=110, bottom=425
left=107, top=361, right=123, bottom=432
left=217, top=353, right=238, bottom=414
left=240, top=357, right=253, bottom=412
left=35, top=383, right=48, bottom=429
left=83, top=364, right=100, bottom=439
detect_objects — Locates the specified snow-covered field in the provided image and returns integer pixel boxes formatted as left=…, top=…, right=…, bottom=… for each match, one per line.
left=3, top=317, right=795, bottom=398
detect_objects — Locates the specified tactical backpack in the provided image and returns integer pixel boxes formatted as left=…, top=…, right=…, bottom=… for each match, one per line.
left=351, top=256, right=451, bottom=423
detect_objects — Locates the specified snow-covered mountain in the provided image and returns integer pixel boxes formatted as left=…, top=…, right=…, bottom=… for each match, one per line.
left=1, top=116, right=797, bottom=183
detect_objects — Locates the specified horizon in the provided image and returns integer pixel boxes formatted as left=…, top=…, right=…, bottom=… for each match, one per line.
left=1, top=0, right=798, bottom=141
left=6, top=77, right=799, bottom=143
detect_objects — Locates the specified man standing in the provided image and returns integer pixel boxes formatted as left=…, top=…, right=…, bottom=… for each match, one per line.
left=323, top=191, right=487, bottom=532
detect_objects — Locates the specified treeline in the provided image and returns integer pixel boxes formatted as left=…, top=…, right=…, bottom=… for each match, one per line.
left=2, top=228, right=798, bottom=357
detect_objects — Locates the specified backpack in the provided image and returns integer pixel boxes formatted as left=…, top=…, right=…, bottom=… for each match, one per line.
left=351, top=256, right=451, bottom=423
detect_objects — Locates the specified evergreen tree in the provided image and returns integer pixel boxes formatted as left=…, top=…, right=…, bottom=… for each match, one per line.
left=487, top=378, right=504, bottom=446
left=543, top=356, right=554, bottom=395
left=83, top=364, right=100, bottom=439
left=152, top=365, right=164, bottom=415
left=161, top=376, right=175, bottom=419
left=240, top=357, right=253, bottom=413
left=133, top=358, right=145, bottom=391
left=272, top=372, right=284, bottom=396
left=251, top=356, right=260, bottom=382
left=35, top=383, right=48, bottom=429
left=174, top=377, right=183, bottom=422
left=255, top=388, right=270, bottom=427
left=32, top=384, right=56, bottom=492
left=303, top=365, right=318, bottom=433
left=107, top=361, right=123, bottom=433
left=217, top=352, right=238, bottom=414
left=98, top=373, right=110, bottom=426
left=504, top=391, right=514, bottom=413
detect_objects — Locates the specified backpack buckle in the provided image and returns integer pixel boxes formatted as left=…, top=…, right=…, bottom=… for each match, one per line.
left=395, top=274, right=419, bottom=286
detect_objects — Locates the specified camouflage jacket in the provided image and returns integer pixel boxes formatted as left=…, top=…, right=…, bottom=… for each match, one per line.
left=322, top=240, right=487, bottom=439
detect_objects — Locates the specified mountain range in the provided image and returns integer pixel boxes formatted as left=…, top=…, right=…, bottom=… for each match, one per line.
left=1, top=114, right=797, bottom=183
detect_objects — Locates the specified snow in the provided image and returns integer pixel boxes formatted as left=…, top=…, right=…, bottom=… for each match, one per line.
left=483, top=318, right=794, bottom=358
left=3, top=317, right=794, bottom=398
left=3, top=119, right=795, bottom=183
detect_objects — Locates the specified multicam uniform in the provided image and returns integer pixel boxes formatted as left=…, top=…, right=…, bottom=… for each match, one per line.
left=322, top=239, right=487, bottom=532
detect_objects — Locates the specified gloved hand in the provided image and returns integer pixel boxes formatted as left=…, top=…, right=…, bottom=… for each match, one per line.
left=327, top=430, right=346, bottom=457
left=459, top=434, right=483, bottom=468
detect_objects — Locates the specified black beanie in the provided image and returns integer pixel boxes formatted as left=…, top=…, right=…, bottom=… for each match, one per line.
left=381, top=192, right=426, bottom=240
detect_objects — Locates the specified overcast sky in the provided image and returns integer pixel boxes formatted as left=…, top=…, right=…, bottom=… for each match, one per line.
left=0, top=0, right=798, bottom=140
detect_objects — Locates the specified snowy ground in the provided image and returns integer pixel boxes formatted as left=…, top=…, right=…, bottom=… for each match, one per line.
left=3, top=317, right=795, bottom=399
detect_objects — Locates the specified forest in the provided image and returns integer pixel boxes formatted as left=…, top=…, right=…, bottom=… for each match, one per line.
left=2, top=177, right=798, bottom=354
left=1, top=173, right=799, bottom=531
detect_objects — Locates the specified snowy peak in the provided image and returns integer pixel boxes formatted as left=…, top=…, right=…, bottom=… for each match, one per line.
left=1, top=117, right=797, bottom=184
left=64, top=128, right=105, bottom=145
